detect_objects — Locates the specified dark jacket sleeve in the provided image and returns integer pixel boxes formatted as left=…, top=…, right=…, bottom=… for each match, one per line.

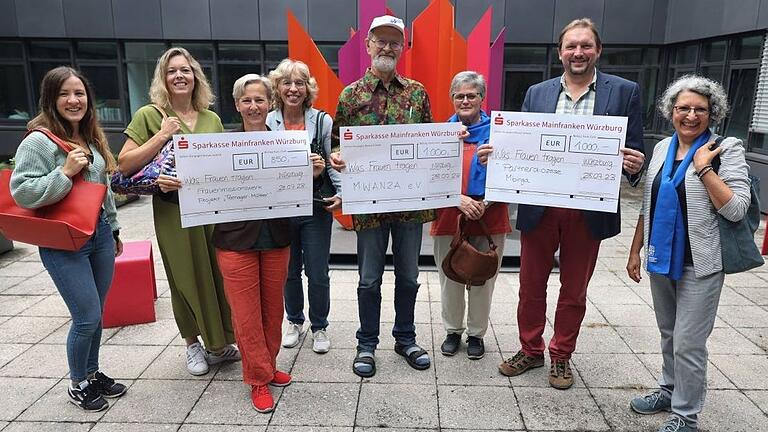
left=623, top=81, right=644, bottom=187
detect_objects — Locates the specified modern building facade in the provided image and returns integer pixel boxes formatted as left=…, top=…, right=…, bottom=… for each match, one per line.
left=1, top=0, right=767, bottom=206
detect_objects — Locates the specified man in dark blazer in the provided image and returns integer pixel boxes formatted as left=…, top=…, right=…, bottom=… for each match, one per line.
left=493, top=18, right=646, bottom=389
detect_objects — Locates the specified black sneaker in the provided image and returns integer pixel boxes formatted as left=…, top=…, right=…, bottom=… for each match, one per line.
left=89, top=371, right=127, bottom=398
left=68, top=383, right=108, bottom=411
left=440, top=333, right=461, bottom=356
left=467, top=336, right=485, bottom=360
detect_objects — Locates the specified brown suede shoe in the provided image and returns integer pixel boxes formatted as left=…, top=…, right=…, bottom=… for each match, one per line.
left=498, top=350, right=545, bottom=377
left=549, top=358, right=573, bottom=389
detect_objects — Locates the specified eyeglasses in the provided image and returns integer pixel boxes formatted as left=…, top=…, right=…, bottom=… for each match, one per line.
left=673, top=106, right=709, bottom=116
left=453, top=93, right=481, bottom=102
left=280, top=80, right=306, bottom=88
left=369, top=38, right=403, bottom=50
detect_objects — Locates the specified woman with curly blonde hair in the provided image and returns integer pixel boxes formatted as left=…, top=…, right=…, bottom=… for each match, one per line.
left=117, top=47, right=238, bottom=376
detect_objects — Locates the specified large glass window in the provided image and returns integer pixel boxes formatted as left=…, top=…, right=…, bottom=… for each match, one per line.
left=503, top=71, right=544, bottom=111
left=124, top=42, right=166, bottom=117
left=0, top=41, right=30, bottom=121
left=76, top=42, right=123, bottom=123
left=725, top=68, right=758, bottom=140
left=217, top=44, right=262, bottom=126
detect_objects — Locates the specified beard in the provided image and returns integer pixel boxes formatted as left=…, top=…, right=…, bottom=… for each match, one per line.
left=372, top=55, right=397, bottom=73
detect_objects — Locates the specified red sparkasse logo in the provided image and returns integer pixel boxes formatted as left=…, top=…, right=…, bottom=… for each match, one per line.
left=177, top=137, right=189, bottom=149
left=494, top=114, right=504, bottom=125
left=343, top=130, right=353, bottom=140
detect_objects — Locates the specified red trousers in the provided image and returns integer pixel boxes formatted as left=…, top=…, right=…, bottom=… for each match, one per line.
left=216, top=247, right=290, bottom=386
left=518, top=208, right=600, bottom=360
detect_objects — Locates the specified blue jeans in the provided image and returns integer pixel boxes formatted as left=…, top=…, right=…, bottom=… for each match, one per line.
left=39, top=216, right=115, bottom=382
left=355, top=221, right=423, bottom=352
left=284, top=210, right=333, bottom=332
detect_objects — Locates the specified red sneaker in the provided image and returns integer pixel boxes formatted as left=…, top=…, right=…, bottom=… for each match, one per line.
left=251, top=385, right=274, bottom=413
left=271, top=370, right=292, bottom=387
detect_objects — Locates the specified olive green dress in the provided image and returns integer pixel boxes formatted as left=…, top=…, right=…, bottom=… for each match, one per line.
left=125, top=105, right=235, bottom=350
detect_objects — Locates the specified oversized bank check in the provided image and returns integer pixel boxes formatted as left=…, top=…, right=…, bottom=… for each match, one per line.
left=486, top=111, right=628, bottom=213
left=173, top=130, right=312, bottom=228
left=340, top=122, right=463, bottom=214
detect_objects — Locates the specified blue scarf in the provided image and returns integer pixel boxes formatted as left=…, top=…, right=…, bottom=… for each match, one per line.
left=647, top=130, right=711, bottom=280
left=448, top=110, right=490, bottom=196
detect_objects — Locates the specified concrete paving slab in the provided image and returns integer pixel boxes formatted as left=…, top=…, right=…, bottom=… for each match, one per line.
left=16, top=295, right=68, bottom=317
left=733, top=287, right=768, bottom=306
left=97, top=345, right=165, bottom=379
left=269, top=382, right=357, bottom=427
left=2, top=274, right=57, bottom=296
left=139, top=345, right=215, bottom=381
left=637, top=354, right=736, bottom=390
left=738, top=327, right=768, bottom=351
left=290, top=348, right=360, bottom=383
left=101, top=379, right=208, bottom=423
left=744, top=390, right=768, bottom=415
left=365, top=348, right=436, bottom=384
left=185, top=380, right=274, bottom=426
left=573, top=326, right=633, bottom=354
left=356, top=383, right=438, bottom=429
left=437, top=384, right=524, bottom=430
left=38, top=323, right=118, bottom=345
left=709, top=354, right=768, bottom=389
left=0, top=295, right=42, bottom=316
left=17, top=380, right=128, bottom=422
left=707, top=328, right=765, bottom=354
left=180, top=425, right=263, bottom=432
left=723, top=272, right=767, bottom=288
left=717, top=287, right=756, bottom=306
left=92, top=423, right=181, bottom=432
left=591, top=388, right=666, bottom=432
left=104, top=319, right=179, bottom=346
left=0, top=316, right=68, bottom=343
left=572, top=353, right=657, bottom=389
left=0, top=377, right=57, bottom=421
left=298, top=321, right=359, bottom=350
left=0, top=261, right=45, bottom=278
left=698, top=389, right=768, bottom=431
left=267, top=427, right=351, bottom=432
left=0, top=344, right=68, bottom=378
left=587, top=284, right=646, bottom=305
left=615, top=326, right=662, bottom=354
left=717, top=305, right=768, bottom=328
left=1, top=421, right=93, bottom=431
left=0, top=343, right=30, bottom=368
left=595, top=303, right=657, bottom=327
left=514, top=387, right=610, bottom=431
left=0, top=276, right=27, bottom=293
left=434, top=346, right=507, bottom=386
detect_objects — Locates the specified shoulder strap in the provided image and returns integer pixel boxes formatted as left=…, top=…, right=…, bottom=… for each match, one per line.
left=711, top=136, right=724, bottom=173
left=151, top=104, right=169, bottom=119
left=313, top=111, right=327, bottom=157
left=25, top=128, right=74, bottom=154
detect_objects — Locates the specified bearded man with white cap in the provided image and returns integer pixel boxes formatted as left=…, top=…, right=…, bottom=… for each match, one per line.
left=330, top=15, right=434, bottom=378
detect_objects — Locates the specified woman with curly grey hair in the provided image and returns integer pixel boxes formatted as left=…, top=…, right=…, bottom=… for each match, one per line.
left=625, top=75, right=751, bottom=432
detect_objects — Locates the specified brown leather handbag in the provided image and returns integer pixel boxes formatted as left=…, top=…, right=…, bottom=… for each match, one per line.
left=441, top=213, right=500, bottom=287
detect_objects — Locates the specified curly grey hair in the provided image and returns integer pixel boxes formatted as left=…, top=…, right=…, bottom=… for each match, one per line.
left=658, top=74, right=729, bottom=124
left=450, top=71, right=486, bottom=99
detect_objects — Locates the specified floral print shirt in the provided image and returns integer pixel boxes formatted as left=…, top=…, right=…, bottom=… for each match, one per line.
left=332, top=68, right=436, bottom=231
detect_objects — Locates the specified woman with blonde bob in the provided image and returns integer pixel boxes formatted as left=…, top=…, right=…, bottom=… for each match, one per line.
left=117, top=47, right=238, bottom=376
left=267, top=59, right=341, bottom=354
left=214, top=73, right=325, bottom=412
left=626, top=75, right=751, bottom=432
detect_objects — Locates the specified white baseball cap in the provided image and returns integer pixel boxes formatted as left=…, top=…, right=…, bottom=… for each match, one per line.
left=369, top=15, right=405, bottom=36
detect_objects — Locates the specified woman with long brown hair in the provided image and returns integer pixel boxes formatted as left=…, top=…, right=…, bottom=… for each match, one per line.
left=117, top=47, right=238, bottom=375
left=11, top=66, right=126, bottom=411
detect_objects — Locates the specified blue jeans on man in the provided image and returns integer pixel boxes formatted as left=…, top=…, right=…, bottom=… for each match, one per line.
left=355, top=221, right=423, bottom=352
left=39, top=216, right=115, bottom=382
left=284, top=210, right=333, bottom=332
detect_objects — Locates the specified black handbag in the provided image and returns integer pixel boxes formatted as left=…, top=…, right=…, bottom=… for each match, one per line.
left=711, top=137, right=764, bottom=274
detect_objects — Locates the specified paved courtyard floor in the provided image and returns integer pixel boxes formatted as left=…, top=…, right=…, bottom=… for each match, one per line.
left=0, top=183, right=767, bottom=431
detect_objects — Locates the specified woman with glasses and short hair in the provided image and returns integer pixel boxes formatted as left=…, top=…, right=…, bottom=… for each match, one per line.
left=431, top=71, right=510, bottom=360
left=626, top=75, right=751, bottom=432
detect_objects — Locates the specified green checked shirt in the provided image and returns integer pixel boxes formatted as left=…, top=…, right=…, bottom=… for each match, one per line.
left=332, top=68, right=435, bottom=231
left=556, top=68, right=597, bottom=116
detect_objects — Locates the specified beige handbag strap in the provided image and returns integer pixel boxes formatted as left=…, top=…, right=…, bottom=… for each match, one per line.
left=150, top=104, right=169, bottom=119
